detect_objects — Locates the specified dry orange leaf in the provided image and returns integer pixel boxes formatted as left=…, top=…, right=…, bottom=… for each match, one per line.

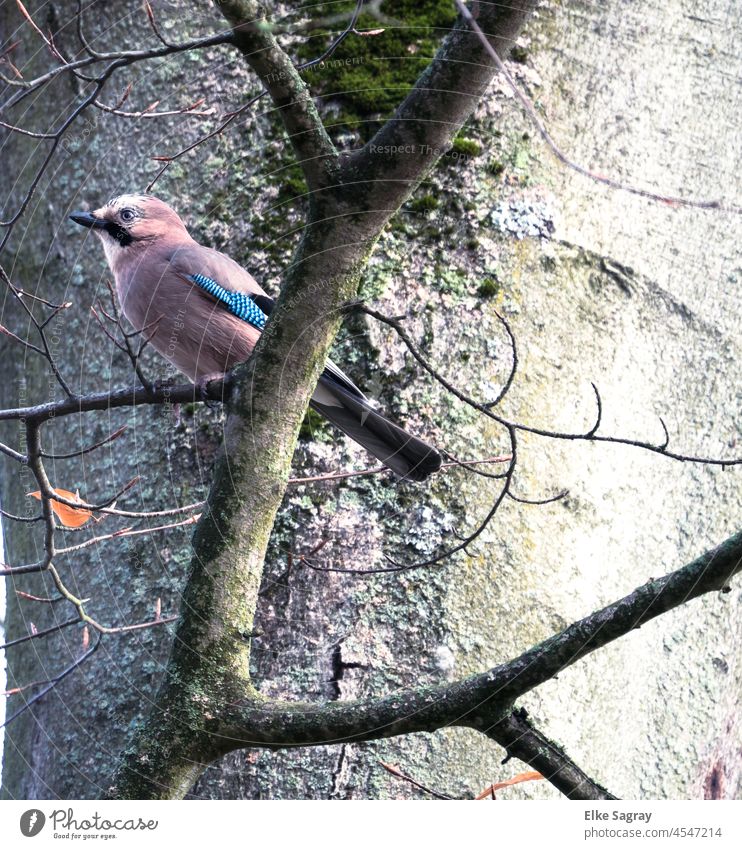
left=476, top=771, right=544, bottom=800
left=28, top=488, right=94, bottom=528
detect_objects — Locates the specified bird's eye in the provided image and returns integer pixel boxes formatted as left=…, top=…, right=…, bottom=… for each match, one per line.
left=120, top=208, right=135, bottom=223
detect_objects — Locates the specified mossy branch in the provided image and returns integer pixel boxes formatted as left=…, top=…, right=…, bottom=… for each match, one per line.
left=340, top=0, right=540, bottom=213
left=109, top=521, right=741, bottom=797
left=483, top=708, right=619, bottom=801
left=214, top=528, right=741, bottom=742
left=214, top=0, right=340, bottom=191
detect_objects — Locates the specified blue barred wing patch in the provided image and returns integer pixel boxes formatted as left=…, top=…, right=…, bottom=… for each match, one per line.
left=189, top=273, right=267, bottom=330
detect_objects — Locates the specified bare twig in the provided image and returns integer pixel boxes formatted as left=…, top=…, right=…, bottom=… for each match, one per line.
left=379, top=760, right=455, bottom=800
left=356, top=305, right=742, bottom=468
left=287, top=454, right=510, bottom=485
left=1, top=635, right=102, bottom=729
left=16, top=590, right=68, bottom=604
left=55, top=515, right=200, bottom=555
left=0, top=617, right=79, bottom=651
left=300, top=428, right=518, bottom=575
left=41, top=425, right=127, bottom=460
left=454, top=0, right=740, bottom=214
left=93, top=95, right=211, bottom=119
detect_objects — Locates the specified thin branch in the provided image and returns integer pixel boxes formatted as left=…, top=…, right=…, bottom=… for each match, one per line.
left=0, top=17, right=236, bottom=255
left=484, top=708, right=618, bottom=800
left=40, top=425, right=127, bottom=460
left=36, top=476, right=141, bottom=515
left=15, top=590, right=68, bottom=604
left=0, top=118, right=56, bottom=138
left=1, top=635, right=102, bottom=729
left=378, top=760, right=455, bottom=800
left=94, top=502, right=205, bottom=520
left=91, top=280, right=159, bottom=390
left=93, top=95, right=211, bottom=120
left=475, top=772, right=544, bottom=800
left=454, top=0, right=740, bottom=214
left=0, top=321, right=46, bottom=357
left=0, top=440, right=27, bottom=463
left=0, top=564, right=46, bottom=577
left=298, top=0, right=365, bottom=71
left=75, top=0, right=103, bottom=59
left=0, top=25, right=235, bottom=112
left=99, top=614, right=177, bottom=635
left=0, top=271, right=74, bottom=394
left=302, top=429, right=517, bottom=574
left=356, top=305, right=742, bottom=467
left=3, top=678, right=58, bottom=697
left=507, top=489, right=568, bottom=506
left=483, top=309, right=518, bottom=409
left=0, top=378, right=228, bottom=424
left=287, top=454, right=510, bottom=485
left=584, top=383, right=602, bottom=437
left=0, top=617, right=79, bottom=651
left=143, top=0, right=173, bottom=47
left=145, top=92, right=265, bottom=191
left=55, top=515, right=200, bottom=555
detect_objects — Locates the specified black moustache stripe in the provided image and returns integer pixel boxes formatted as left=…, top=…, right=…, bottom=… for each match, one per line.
left=104, top=221, right=133, bottom=247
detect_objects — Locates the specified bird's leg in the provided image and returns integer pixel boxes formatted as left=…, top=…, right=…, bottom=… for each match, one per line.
left=149, top=375, right=179, bottom=392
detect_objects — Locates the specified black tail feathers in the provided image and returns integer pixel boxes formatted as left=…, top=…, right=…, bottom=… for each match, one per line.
left=311, top=377, right=441, bottom=482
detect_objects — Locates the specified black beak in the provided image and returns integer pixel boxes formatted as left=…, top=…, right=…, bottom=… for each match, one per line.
left=69, top=211, right=107, bottom=230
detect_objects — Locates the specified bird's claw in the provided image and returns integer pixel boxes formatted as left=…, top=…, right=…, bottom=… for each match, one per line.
left=195, top=372, right=226, bottom=409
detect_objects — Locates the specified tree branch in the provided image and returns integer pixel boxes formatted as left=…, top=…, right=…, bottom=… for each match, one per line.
left=0, top=379, right=228, bottom=424
left=215, top=0, right=340, bottom=191
left=485, top=708, right=618, bottom=800
left=341, top=0, right=540, bottom=219
left=217, top=528, right=741, bottom=745
left=107, top=527, right=741, bottom=797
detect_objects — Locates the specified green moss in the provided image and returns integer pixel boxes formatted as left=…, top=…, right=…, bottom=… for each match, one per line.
left=436, top=266, right=470, bottom=296
left=510, top=44, right=529, bottom=63
left=451, top=137, right=482, bottom=157
left=278, top=164, right=309, bottom=200
left=299, top=406, right=331, bottom=440
left=487, top=159, right=505, bottom=177
left=477, top=276, right=501, bottom=298
left=407, top=193, right=439, bottom=214
left=297, top=1, right=457, bottom=140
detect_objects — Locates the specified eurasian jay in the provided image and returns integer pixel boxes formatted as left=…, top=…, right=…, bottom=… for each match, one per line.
left=70, top=195, right=441, bottom=481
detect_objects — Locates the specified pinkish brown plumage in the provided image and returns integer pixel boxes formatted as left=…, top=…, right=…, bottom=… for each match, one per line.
left=72, top=195, right=263, bottom=381
left=71, top=194, right=441, bottom=481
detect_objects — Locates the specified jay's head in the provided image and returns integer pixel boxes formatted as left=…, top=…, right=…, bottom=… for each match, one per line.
left=70, top=194, right=189, bottom=265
